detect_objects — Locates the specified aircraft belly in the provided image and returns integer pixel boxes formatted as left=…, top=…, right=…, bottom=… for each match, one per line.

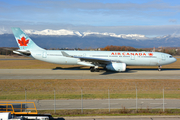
left=33, top=55, right=77, bottom=65
left=42, top=57, right=66, bottom=64
left=54, top=57, right=77, bottom=65
left=125, top=58, right=158, bottom=66
left=65, top=58, right=78, bottom=65
left=150, top=61, right=159, bottom=65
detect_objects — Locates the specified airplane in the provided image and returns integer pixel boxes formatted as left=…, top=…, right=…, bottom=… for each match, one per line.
left=11, top=27, right=177, bottom=72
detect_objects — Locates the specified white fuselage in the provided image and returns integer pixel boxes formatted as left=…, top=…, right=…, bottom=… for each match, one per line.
left=30, top=50, right=177, bottom=67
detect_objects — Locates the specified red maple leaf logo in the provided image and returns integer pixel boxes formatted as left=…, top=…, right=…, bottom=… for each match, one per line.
left=18, top=37, right=29, bottom=46
left=148, top=53, right=153, bottom=56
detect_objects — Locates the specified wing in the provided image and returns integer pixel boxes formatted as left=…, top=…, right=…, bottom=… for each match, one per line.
left=75, top=56, right=111, bottom=64
left=61, top=51, right=121, bottom=66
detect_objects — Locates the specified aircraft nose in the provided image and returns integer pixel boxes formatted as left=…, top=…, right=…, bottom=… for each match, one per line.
left=174, top=57, right=177, bottom=62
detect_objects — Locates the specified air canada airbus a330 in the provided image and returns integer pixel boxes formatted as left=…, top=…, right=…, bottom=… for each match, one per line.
left=11, top=28, right=177, bottom=72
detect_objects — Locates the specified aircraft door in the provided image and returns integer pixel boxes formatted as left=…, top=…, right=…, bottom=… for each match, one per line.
left=42, top=51, right=47, bottom=58
left=161, top=54, right=166, bottom=61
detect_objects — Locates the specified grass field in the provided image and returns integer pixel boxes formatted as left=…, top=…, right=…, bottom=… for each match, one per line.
left=0, top=55, right=30, bottom=59
left=1, top=79, right=180, bottom=100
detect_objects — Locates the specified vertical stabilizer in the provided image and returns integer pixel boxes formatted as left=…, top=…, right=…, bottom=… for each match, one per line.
left=11, top=28, right=44, bottom=50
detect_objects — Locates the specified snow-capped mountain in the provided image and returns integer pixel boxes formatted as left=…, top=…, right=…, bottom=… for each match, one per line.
left=0, top=28, right=179, bottom=49
left=24, top=29, right=147, bottom=40
left=0, top=27, right=7, bottom=35
left=24, top=29, right=82, bottom=36
left=82, top=31, right=147, bottom=40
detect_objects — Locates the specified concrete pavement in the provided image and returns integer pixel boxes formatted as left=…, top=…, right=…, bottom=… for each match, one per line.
left=0, top=69, right=180, bottom=79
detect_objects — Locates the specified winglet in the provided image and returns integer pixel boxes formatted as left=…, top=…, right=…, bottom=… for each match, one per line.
left=61, top=51, right=72, bottom=57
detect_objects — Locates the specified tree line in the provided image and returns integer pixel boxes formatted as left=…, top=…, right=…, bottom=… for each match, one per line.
left=0, top=47, right=17, bottom=56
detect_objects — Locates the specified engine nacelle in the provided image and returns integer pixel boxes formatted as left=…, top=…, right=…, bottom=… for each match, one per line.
left=106, top=63, right=126, bottom=72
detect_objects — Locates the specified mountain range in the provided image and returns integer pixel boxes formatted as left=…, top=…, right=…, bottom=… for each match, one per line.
left=0, top=29, right=179, bottom=49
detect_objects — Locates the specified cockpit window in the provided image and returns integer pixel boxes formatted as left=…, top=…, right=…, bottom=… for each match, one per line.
left=169, top=56, right=173, bottom=58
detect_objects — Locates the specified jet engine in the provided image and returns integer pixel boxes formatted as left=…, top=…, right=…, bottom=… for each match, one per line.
left=106, top=63, right=126, bottom=72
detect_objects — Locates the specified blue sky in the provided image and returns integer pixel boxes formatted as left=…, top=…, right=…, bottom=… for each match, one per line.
left=0, top=0, right=180, bottom=36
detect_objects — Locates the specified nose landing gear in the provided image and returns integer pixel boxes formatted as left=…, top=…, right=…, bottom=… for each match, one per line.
left=158, top=66, right=162, bottom=71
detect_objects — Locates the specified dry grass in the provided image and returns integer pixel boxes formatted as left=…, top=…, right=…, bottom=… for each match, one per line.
left=0, top=55, right=29, bottom=59
left=1, top=79, right=180, bottom=100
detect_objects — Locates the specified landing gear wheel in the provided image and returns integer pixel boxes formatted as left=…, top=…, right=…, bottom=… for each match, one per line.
left=95, top=68, right=100, bottom=72
left=90, top=67, right=100, bottom=72
left=90, top=67, right=95, bottom=72
left=158, top=66, right=161, bottom=71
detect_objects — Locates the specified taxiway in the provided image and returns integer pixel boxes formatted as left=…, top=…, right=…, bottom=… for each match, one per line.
left=0, top=69, right=180, bottom=79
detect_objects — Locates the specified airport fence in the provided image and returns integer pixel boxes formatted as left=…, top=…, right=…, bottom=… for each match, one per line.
left=1, top=80, right=180, bottom=113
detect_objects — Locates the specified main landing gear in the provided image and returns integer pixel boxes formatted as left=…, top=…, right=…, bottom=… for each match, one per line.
left=90, top=66, right=99, bottom=72
left=158, top=65, right=162, bottom=71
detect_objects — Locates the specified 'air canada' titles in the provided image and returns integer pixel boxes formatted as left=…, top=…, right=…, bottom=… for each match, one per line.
left=111, top=52, right=153, bottom=56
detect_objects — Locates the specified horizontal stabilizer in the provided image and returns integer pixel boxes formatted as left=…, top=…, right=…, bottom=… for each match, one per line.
left=3, top=47, right=31, bottom=56
left=13, top=50, right=31, bottom=56
left=16, top=50, right=31, bottom=54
